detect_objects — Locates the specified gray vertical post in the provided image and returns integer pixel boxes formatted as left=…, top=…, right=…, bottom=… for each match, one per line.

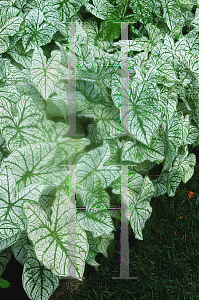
left=120, top=23, right=129, bottom=136
left=112, top=164, right=138, bottom=280
left=59, top=20, right=85, bottom=280
left=67, top=164, right=77, bottom=279
left=59, top=21, right=138, bottom=281
left=111, top=21, right=134, bottom=138
left=111, top=22, right=138, bottom=280
left=60, top=21, right=85, bottom=137
left=59, top=162, right=85, bottom=280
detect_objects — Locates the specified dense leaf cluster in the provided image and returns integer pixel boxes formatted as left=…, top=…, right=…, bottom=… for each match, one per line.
left=0, top=0, right=199, bottom=299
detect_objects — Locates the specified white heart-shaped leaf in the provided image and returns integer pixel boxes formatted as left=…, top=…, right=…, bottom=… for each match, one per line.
left=31, top=47, right=61, bottom=100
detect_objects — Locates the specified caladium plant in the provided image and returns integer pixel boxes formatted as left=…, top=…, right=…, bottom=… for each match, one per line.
left=0, top=0, right=199, bottom=299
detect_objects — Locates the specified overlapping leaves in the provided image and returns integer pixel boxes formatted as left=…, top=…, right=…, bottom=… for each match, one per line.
left=0, top=0, right=198, bottom=299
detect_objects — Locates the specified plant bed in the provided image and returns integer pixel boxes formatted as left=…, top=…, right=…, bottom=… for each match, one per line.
left=1, top=1, right=199, bottom=299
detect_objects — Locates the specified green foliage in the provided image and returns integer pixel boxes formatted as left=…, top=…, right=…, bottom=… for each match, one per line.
left=0, top=277, right=11, bottom=289
left=0, top=0, right=199, bottom=299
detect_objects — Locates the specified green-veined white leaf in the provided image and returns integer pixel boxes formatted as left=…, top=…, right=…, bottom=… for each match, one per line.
left=162, top=112, right=183, bottom=172
left=0, top=16, right=23, bottom=36
left=180, top=0, right=196, bottom=10
left=1, top=143, right=68, bottom=190
left=22, top=245, right=59, bottom=300
left=23, top=9, right=56, bottom=52
left=166, top=166, right=183, bottom=197
left=0, top=95, right=44, bottom=152
left=35, top=1, right=68, bottom=36
left=0, top=247, right=12, bottom=276
left=173, top=152, right=196, bottom=184
left=54, top=0, right=89, bottom=22
left=146, top=23, right=165, bottom=45
left=0, top=165, right=49, bottom=232
left=38, top=185, right=57, bottom=221
left=58, top=137, right=91, bottom=163
left=8, top=45, right=33, bottom=69
left=82, top=104, right=123, bottom=144
left=46, top=89, right=91, bottom=121
left=0, top=15, right=23, bottom=53
left=0, top=84, right=20, bottom=104
left=76, top=143, right=121, bottom=189
left=0, top=221, right=21, bottom=252
left=121, top=129, right=165, bottom=165
left=128, top=79, right=163, bottom=145
left=181, top=114, right=199, bottom=145
left=101, top=0, right=130, bottom=41
left=151, top=173, right=167, bottom=197
left=85, top=231, right=98, bottom=262
left=128, top=174, right=154, bottom=240
left=96, top=232, right=114, bottom=259
left=3, top=58, right=31, bottom=84
left=85, top=257, right=100, bottom=269
left=130, top=0, right=153, bottom=24
left=11, top=231, right=31, bottom=265
left=76, top=172, right=115, bottom=238
left=0, top=35, right=9, bottom=54
left=0, top=134, right=9, bottom=165
left=23, top=188, right=89, bottom=279
left=31, top=47, right=61, bottom=100
left=85, top=0, right=113, bottom=20
left=160, top=0, right=184, bottom=33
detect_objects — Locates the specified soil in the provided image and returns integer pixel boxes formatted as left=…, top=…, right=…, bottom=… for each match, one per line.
left=0, top=254, right=95, bottom=300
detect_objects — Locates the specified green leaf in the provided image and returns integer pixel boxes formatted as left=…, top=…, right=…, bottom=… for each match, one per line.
left=31, top=47, right=61, bottom=100
left=101, top=0, right=131, bottom=41
left=0, top=277, right=11, bottom=288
